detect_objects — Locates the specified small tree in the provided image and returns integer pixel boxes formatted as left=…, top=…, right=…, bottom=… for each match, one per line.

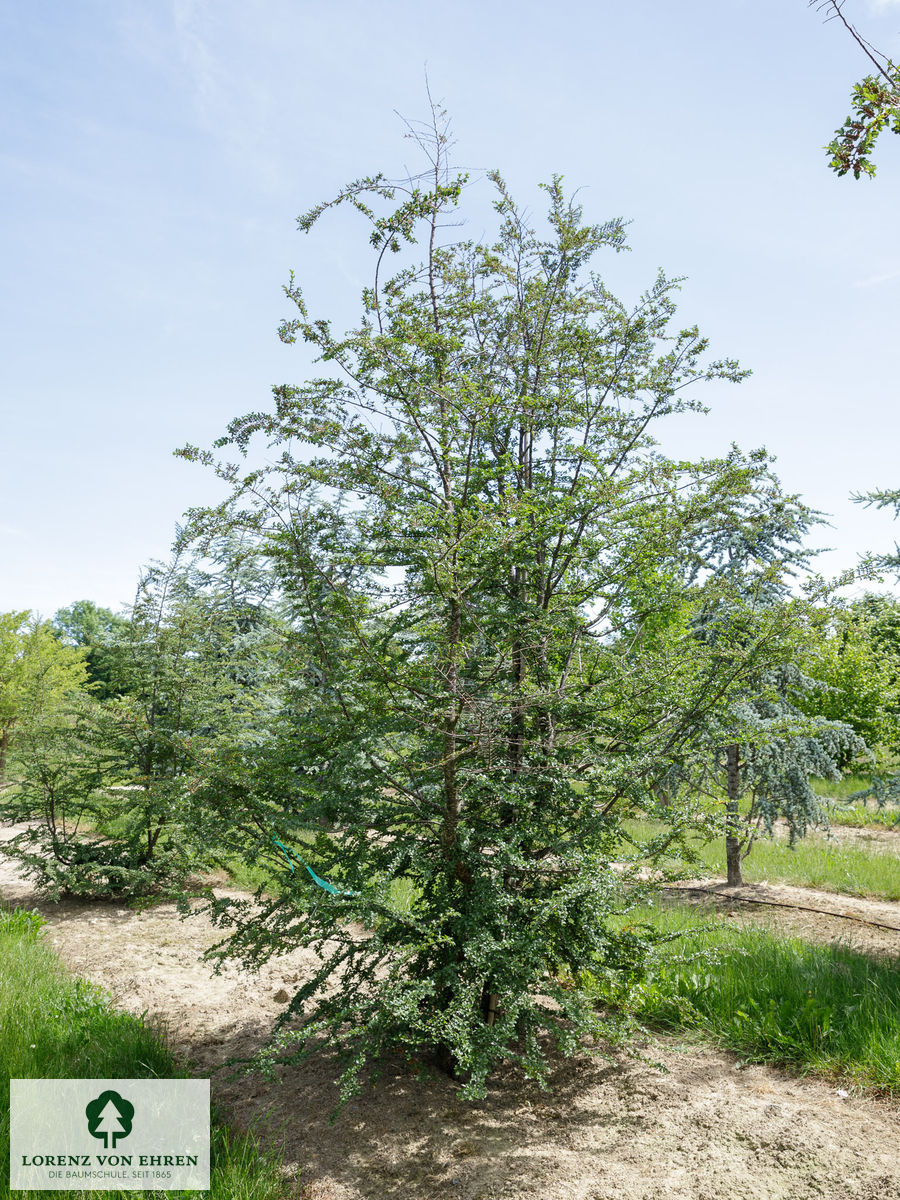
left=654, top=595, right=865, bottom=887
left=714, top=658, right=866, bottom=886
left=650, top=477, right=867, bottom=885
left=0, top=557, right=280, bottom=898
left=181, top=115, right=809, bottom=1099
left=0, top=612, right=88, bottom=784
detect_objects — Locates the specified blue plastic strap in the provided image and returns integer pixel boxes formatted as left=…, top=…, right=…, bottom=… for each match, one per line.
left=272, top=837, right=354, bottom=897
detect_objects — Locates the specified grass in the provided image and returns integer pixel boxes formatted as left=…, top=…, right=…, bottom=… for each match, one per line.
left=211, top=854, right=289, bottom=896
left=623, top=817, right=900, bottom=901
left=0, top=905, right=294, bottom=1200
left=820, top=799, right=900, bottom=829
left=810, top=772, right=882, bottom=804
left=601, top=904, right=900, bottom=1096
left=809, top=773, right=900, bottom=827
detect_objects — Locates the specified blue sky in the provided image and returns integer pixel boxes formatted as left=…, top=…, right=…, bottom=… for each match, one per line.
left=2, top=0, right=899, bottom=616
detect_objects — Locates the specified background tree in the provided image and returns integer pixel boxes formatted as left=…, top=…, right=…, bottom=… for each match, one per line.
left=180, top=115, right=814, bottom=1100
left=51, top=600, right=129, bottom=701
left=709, top=654, right=865, bottom=885
left=834, top=487, right=900, bottom=805
left=655, top=479, right=865, bottom=886
left=798, top=596, right=900, bottom=764
left=810, top=0, right=900, bottom=178
left=0, top=555, right=282, bottom=898
left=0, top=611, right=88, bottom=784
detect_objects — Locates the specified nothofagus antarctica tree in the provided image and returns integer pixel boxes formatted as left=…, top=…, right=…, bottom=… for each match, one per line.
left=179, top=110, right=808, bottom=1101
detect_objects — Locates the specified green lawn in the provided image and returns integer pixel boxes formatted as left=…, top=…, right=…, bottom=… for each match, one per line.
left=623, top=817, right=900, bottom=901
left=819, top=799, right=900, bottom=829
left=811, top=773, right=900, bottom=827
left=0, top=906, right=292, bottom=1200
left=594, top=904, right=900, bottom=1097
left=810, top=772, right=882, bottom=803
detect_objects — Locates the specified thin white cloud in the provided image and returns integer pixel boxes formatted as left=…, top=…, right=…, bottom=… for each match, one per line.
left=853, top=268, right=900, bottom=287
left=167, top=0, right=286, bottom=194
left=867, top=0, right=900, bottom=12
left=172, top=0, right=219, bottom=120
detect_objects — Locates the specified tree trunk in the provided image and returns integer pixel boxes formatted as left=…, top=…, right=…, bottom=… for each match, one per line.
left=482, top=987, right=499, bottom=1026
left=725, top=742, right=743, bottom=887
left=0, top=727, right=9, bottom=785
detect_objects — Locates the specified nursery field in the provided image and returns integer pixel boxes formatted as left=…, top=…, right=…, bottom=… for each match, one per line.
left=7, top=5, right=900, bottom=1197
left=7, top=122, right=900, bottom=1200
left=623, top=815, right=900, bottom=901
left=3, top=819, right=900, bottom=1200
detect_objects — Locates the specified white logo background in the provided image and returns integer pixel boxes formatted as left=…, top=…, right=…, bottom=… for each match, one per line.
left=9, top=1078, right=209, bottom=1191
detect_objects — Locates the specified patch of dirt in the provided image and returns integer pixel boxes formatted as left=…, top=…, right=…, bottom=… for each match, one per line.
left=665, top=878, right=900, bottom=957
left=3, top=824, right=900, bottom=1200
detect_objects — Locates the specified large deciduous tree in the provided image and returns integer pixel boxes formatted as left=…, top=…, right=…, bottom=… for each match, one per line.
left=51, top=600, right=130, bottom=701
left=180, top=115, right=802, bottom=1100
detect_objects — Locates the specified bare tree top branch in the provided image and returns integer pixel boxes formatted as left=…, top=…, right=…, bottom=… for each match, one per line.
left=810, top=0, right=898, bottom=86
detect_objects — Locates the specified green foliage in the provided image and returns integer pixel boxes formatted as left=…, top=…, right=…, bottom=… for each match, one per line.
left=637, top=446, right=867, bottom=880
left=0, top=556, right=283, bottom=900
left=624, top=817, right=900, bottom=901
left=0, top=611, right=31, bottom=747
left=0, top=905, right=292, bottom=1200
left=180, top=115, right=809, bottom=1102
left=748, top=659, right=840, bottom=799
left=660, top=559, right=867, bottom=881
left=51, top=601, right=130, bottom=701
left=621, top=905, right=900, bottom=1094
left=826, top=71, right=900, bottom=179
left=811, top=0, right=900, bottom=178
left=0, top=612, right=88, bottom=781
left=731, top=662, right=866, bottom=838
left=843, top=491, right=900, bottom=803
left=799, top=598, right=900, bottom=759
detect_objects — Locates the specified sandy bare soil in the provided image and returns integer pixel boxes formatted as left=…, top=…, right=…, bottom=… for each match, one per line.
left=2, top=825, right=900, bottom=1200
left=665, top=877, right=900, bottom=957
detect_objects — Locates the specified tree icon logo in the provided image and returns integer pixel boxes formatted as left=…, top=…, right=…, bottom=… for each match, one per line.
left=85, top=1090, right=135, bottom=1149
